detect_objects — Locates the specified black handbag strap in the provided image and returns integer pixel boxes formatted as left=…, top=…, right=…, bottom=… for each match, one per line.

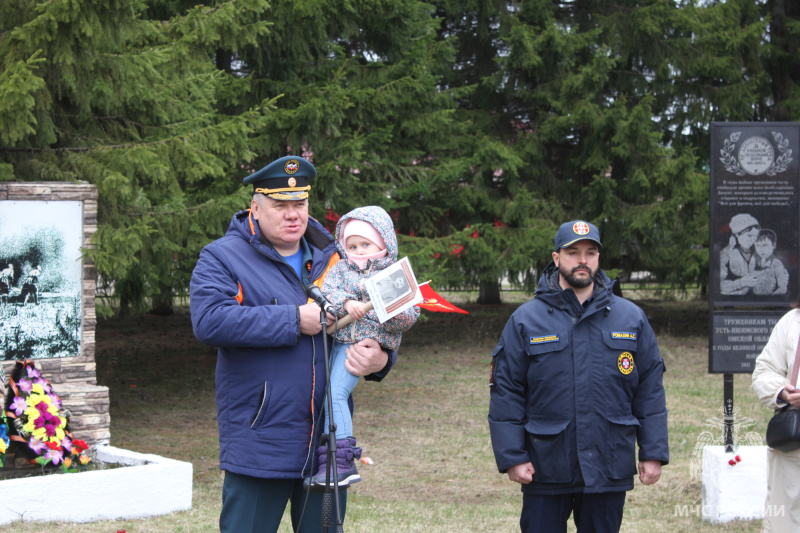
left=774, top=341, right=800, bottom=415
left=791, top=336, right=800, bottom=388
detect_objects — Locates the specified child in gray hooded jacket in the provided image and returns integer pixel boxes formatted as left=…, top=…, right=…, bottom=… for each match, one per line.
left=307, top=205, right=419, bottom=488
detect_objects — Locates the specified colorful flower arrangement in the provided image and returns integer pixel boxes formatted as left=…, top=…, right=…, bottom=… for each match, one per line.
left=0, top=365, right=8, bottom=467
left=4, top=360, right=91, bottom=472
left=0, top=413, right=8, bottom=468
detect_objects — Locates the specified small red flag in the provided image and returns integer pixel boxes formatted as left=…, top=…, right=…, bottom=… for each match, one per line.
left=416, top=282, right=469, bottom=314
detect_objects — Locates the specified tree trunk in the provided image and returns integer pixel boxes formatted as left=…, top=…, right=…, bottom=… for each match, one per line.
left=477, top=280, right=501, bottom=305
left=768, top=0, right=800, bottom=121
left=150, top=283, right=174, bottom=316
left=215, top=49, right=232, bottom=74
left=612, top=278, right=623, bottom=298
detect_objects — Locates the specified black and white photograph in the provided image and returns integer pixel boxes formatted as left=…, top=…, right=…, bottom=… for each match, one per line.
left=0, top=200, right=83, bottom=360
left=376, top=270, right=410, bottom=303
left=718, top=214, right=789, bottom=297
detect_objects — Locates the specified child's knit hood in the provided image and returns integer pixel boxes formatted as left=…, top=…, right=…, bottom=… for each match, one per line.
left=334, top=206, right=398, bottom=270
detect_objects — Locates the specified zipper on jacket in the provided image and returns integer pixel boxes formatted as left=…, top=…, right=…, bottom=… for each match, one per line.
left=251, top=382, right=269, bottom=429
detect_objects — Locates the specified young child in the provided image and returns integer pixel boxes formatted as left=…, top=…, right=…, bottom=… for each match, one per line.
left=753, top=228, right=789, bottom=295
left=308, top=206, right=419, bottom=488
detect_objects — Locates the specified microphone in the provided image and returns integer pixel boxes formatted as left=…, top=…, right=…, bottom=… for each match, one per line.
left=304, top=283, right=335, bottom=315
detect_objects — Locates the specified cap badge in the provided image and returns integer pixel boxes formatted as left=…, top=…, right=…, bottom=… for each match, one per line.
left=284, top=159, right=299, bottom=175
left=288, top=177, right=297, bottom=187
left=573, top=222, right=590, bottom=235
left=617, top=352, right=634, bottom=375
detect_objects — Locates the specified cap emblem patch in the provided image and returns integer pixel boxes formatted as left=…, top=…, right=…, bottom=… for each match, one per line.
left=573, top=222, right=590, bottom=235
left=284, top=159, right=299, bottom=175
left=288, top=177, right=297, bottom=187
left=617, top=352, right=634, bottom=375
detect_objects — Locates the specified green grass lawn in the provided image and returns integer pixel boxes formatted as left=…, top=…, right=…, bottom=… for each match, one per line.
left=0, top=298, right=771, bottom=532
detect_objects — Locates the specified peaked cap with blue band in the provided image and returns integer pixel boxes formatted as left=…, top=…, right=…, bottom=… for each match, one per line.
left=554, top=220, right=603, bottom=251
left=243, top=156, right=316, bottom=200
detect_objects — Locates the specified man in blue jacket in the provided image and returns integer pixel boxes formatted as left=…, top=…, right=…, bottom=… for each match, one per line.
left=488, top=220, right=668, bottom=533
left=190, top=156, right=394, bottom=533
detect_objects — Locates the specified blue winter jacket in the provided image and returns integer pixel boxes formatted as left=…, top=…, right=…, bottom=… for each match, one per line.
left=190, top=209, right=395, bottom=479
left=488, top=263, right=669, bottom=494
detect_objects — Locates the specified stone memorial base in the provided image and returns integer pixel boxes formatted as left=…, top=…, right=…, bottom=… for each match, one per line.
left=702, top=445, right=768, bottom=524
left=0, top=445, right=193, bottom=525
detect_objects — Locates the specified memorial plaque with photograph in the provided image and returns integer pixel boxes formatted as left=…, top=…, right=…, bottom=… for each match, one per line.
left=0, top=200, right=84, bottom=360
left=710, top=122, right=800, bottom=307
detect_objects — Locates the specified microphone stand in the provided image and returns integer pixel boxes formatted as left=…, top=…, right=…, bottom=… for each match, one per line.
left=313, top=303, right=344, bottom=533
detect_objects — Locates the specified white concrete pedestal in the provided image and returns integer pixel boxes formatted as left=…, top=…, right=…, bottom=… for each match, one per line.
left=702, top=445, right=767, bottom=524
left=0, top=445, right=193, bottom=525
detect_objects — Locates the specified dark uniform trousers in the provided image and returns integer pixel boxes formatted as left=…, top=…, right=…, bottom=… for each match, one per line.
left=521, top=492, right=626, bottom=533
left=220, top=470, right=347, bottom=533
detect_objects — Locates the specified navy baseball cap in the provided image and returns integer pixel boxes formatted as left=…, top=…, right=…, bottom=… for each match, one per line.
left=554, top=220, right=603, bottom=251
left=243, top=156, right=316, bottom=200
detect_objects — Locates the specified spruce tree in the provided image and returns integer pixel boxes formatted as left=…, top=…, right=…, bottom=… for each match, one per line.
left=401, top=0, right=756, bottom=300
left=212, top=0, right=471, bottom=290
left=0, top=0, right=273, bottom=315
left=4, top=0, right=800, bottom=310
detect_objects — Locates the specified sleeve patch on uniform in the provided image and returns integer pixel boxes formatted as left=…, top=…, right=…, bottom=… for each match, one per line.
left=611, top=331, right=636, bottom=340
left=530, top=334, right=559, bottom=344
left=618, top=352, right=634, bottom=374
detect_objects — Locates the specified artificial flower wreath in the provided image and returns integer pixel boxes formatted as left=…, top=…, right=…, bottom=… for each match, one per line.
left=0, top=365, right=9, bottom=467
left=3, top=360, right=91, bottom=470
left=0, top=411, right=8, bottom=468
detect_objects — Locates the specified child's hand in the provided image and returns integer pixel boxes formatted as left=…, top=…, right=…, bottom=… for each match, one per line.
left=344, top=300, right=367, bottom=321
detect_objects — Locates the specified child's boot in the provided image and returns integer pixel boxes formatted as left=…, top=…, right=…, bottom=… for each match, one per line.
left=336, top=437, right=362, bottom=487
left=308, top=438, right=361, bottom=488
left=304, top=443, right=328, bottom=489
